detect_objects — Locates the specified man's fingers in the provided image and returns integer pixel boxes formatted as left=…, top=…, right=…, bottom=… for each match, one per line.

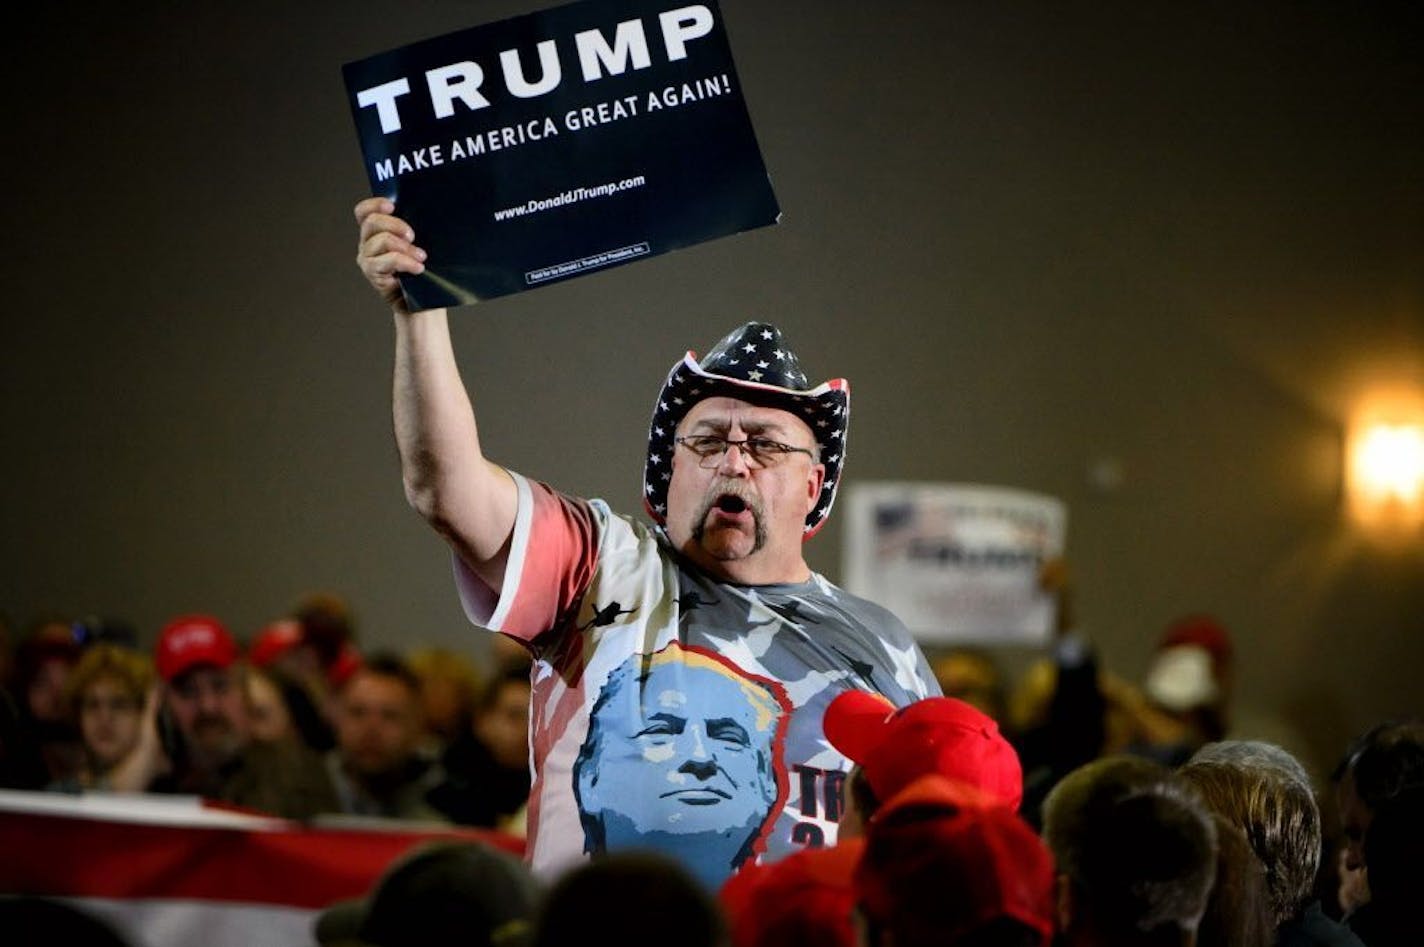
left=361, top=248, right=427, bottom=280
left=353, top=196, right=423, bottom=312
left=358, top=210, right=419, bottom=249
left=360, top=227, right=418, bottom=259
left=353, top=196, right=395, bottom=225
left=359, top=229, right=427, bottom=269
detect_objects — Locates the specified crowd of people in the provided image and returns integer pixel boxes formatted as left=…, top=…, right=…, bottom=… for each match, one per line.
left=0, top=597, right=534, bottom=834
left=1, top=598, right=1419, bottom=947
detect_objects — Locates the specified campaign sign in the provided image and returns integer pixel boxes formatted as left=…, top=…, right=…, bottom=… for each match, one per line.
left=343, top=0, right=781, bottom=309
left=842, top=482, right=1068, bottom=646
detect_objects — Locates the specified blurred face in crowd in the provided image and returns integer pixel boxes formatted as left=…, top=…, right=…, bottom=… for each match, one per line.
left=336, top=670, right=423, bottom=780
left=28, top=657, right=73, bottom=724
left=1336, top=768, right=1372, bottom=874
left=474, top=678, right=532, bottom=770
left=245, top=670, right=295, bottom=744
left=79, top=675, right=143, bottom=770
left=1334, top=768, right=1374, bottom=914
left=167, top=664, right=250, bottom=767
left=419, top=674, right=469, bottom=743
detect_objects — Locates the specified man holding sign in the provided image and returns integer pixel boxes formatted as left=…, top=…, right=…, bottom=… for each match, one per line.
left=354, top=192, right=938, bottom=885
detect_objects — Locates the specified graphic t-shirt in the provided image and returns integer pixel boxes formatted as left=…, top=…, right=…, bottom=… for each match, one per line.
left=455, top=473, right=939, bottom=889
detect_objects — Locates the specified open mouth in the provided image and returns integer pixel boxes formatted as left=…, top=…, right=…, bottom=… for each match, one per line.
left=715, top=494, right=748, bottom=515
left=690, top=484, right=766, bottom=552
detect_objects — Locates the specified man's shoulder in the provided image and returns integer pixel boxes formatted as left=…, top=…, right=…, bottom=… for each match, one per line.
left=523, top=474, right=654, bottom=547
left=808, top=573, right=914, bottom=626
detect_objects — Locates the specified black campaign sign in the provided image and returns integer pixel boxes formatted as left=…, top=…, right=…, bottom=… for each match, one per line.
left=343, top=0, right=781, bottom=310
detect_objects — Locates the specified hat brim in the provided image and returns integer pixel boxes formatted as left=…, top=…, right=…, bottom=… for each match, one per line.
left=643, top=353, right=850, bottom=538
left=822, top=690, right=896, bottom=764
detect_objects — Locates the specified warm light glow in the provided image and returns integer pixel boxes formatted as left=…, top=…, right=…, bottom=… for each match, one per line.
left=1356, top=426, right=1424, bottom=500
left=1348, top=418, right=1424, bottom=530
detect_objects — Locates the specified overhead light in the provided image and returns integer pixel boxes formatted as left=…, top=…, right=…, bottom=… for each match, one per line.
left=1348, top=421, right=1424, bottom=530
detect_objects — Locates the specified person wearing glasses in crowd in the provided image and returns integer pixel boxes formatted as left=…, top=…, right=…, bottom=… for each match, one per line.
left=353, top=197, right=940, bottom=887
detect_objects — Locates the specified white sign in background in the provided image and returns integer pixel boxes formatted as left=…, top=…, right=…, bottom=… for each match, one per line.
left=842, top=482, right=1068, bottom=646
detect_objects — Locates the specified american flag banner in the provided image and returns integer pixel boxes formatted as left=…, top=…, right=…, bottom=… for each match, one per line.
left=0, top=790, right=525, bottom=947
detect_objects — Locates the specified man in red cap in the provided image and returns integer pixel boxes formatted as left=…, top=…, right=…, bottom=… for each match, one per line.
left=354, top=200, right=941, bottom=886
left=823, top=689, right=1023, bottom=833
left=111, top=614, right=338, bottom=819
left=152, top=613, right=247, bottom=777
left=854, top=774, right=1056, bottom=947
left=718, top=692, right=1027, bottom=947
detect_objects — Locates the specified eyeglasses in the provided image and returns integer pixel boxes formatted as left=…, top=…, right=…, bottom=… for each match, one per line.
left=675, top=434, right=815, bottom=468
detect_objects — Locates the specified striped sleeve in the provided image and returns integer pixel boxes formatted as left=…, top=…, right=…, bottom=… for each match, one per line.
left=453, top=472, right=599, bottom=642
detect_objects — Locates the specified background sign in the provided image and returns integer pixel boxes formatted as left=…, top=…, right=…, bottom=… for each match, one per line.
left=842, top=482, right=1068, bottom=646
left=343, top=0, right=780, bottom=309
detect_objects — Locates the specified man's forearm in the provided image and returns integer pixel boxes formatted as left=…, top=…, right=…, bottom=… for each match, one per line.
left=392, top=305, right=474, bottom=513
left=392, top=306, right=517, bottom=586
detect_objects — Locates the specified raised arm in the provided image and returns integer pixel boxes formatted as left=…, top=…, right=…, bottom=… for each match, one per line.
left=355, top=197, right=517, bottom=593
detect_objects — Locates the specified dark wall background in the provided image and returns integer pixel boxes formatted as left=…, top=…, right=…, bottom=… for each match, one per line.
left=5, top=1, right=1421, bottom=781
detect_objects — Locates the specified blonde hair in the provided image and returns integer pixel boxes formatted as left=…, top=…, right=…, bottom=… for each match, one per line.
left=406, top=646, right=486, bottom=702
left=63, top=643, right=154, bottom=716
left=643, top=642, right=784, bottom=734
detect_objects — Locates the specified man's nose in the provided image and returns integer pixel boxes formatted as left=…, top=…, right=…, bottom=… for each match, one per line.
left=679, top=757, right=720, bottom=780
left=715, top=441, right=753, bottom=476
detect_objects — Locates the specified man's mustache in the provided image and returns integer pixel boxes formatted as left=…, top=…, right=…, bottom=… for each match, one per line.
left=695, top=479, right=764, bottom=524
left=691, top=479, right=767, bottom=553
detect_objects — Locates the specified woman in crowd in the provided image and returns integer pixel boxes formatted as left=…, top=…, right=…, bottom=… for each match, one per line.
left=50, top=643, right=153, bottom=792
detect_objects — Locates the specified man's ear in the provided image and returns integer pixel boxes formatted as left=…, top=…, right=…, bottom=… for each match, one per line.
left=805, top=462, right=826, bottom=512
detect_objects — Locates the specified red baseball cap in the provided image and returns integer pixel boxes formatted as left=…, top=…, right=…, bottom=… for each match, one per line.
left=854, top=774, right=1056, bottom=946
left=248, top=618, right=303, bottom=668
left=719, top=842, right=863, bottom=947
left=1144, top=614, right=1234, bottom=712
left=823, top=691, right=1024, bottom=810
left=1159, top=614, right=1232, bottom=667
left=327, top=642, right=364, bottom=688
left=155, top=614, right=239, bottom=683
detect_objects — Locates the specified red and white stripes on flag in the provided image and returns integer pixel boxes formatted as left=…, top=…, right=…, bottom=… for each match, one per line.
left=0, top=789, right=525, bottom=947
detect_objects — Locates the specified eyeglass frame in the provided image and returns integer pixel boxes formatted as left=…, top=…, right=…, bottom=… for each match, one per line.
left=674, top=434, right=817, bottom=468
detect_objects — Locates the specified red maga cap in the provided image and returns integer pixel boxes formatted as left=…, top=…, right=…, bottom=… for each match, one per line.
left=155, top=614, right=238, bottom=683
left=719, top=841, right=863, bottom=947
left=248, top=618, right=303, bottom=668
left=823, top=691, right=1024, bottom=810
